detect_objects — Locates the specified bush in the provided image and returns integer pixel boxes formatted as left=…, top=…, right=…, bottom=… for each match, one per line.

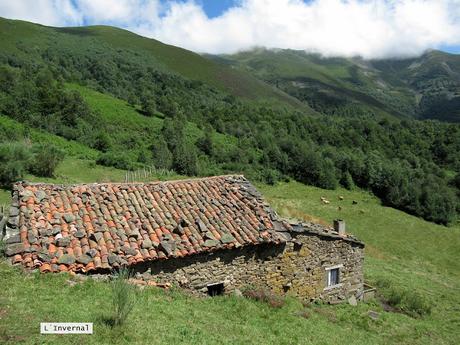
left=140, top=96, right=157, bottom=117
left=0, top=142, right=31, bottom=187
left=262, top=169, right=281, bottom=185
left=340, top=171, right=355, bottom=190
left=111, top=269, right=136, bottom=327
left=92, top=132, right=112, bottom=152
left=172, top=142, right=198, bottom=176
left=242, top=287, right=285, bottom=308
left=30, top=143, right=65, bottom=177
left=151, top=138, right=173, bottom=170
left=376, top=279, right=431, bottom=317
left=96, top=151, right=137, bottom=170
left=387, top=287, right=431, bottom=317
left=196, top=129, right=214, bottom=156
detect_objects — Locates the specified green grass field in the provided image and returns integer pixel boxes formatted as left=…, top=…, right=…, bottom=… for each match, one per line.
left=1, top=179, right=459, bottom=344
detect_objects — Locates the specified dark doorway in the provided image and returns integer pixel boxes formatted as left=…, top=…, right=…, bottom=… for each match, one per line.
left=207, top=282, right=224, bottom=296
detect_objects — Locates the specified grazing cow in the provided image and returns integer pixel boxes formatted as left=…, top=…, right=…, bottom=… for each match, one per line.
left=339, top=196, right=344, bottom=201
left=352, top=200, right=358, bottom=205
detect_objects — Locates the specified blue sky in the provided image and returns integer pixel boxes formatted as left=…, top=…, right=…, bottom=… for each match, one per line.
left=0, top=0, right=459, bottom=58
left=440, top=44, right=460, bottom=54
left=196, top=0, right=238, bottom=18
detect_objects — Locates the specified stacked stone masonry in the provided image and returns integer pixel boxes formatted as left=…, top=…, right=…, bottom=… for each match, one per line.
left=135, top=230, right=364, bottom=303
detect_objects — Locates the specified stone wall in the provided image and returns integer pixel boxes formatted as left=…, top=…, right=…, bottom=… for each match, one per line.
left=134, top=231, right=364, bottom=303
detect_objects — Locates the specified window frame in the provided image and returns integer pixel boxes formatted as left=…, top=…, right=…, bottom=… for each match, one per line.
left=324, top=264, right=343, bottom=290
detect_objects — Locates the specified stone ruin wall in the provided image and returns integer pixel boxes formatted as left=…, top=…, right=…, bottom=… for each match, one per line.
left=135, top=232, right=364, bottom=303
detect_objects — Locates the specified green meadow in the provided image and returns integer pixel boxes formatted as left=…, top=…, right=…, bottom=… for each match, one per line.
left=1, top=177, right=459, bottom=344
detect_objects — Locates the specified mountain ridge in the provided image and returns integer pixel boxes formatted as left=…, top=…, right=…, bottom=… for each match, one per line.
left=0, top=17, right=308, bottom=111
left=213, top=48, right=460, bottom=122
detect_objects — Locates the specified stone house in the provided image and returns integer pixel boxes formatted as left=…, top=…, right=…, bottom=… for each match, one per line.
left=1, top=175, right=364, bottom=303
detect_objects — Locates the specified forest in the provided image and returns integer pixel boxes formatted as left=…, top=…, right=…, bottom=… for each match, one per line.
left=0, top=28, right=459, bottom=225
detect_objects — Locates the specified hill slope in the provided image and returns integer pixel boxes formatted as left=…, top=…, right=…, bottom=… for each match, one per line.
left=0, top=17, right=458, bottom=225
left=1, top=180, right=459, bottom=344
left=216, top=48, right=460, bottom=122
left=0, top=17, right=306, bottom=110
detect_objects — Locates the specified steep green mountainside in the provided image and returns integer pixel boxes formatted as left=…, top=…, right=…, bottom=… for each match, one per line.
left=216, top=48, right=460, bottom=122
left=0, top=18, right=459, bottom=225
left=0, top=17, right=304, bottom=109
left=372, top=51, right=460, bottom=122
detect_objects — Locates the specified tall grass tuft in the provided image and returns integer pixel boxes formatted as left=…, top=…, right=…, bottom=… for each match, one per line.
left=111, top=268, right=136, bottom=327
left=242, top=286, right=285, bottom=308
left=376, top=279, right=432, bottom=318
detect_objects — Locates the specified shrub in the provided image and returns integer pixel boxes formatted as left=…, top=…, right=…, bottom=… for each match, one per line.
left=140, top=96, right=157, bottom=117
left=0, top=142, right=31, bottom=187
left=111, top=269, right=136, bottom=327
left=151, top=138, right=173, bottom=170
left=92, top=132, right=112, bottom=152
left=242, top=287, right=285, bottom=308
left=30, top=143, right=65, bottom=177
left=340, top=171, right=355, bottom=190
left=376, top=279, right=431, bottom=317
left=196, top=129, right=214, bottom=156
left=96, top=151, right=137, bottom=170
left=172, top=142, right=198, bottom=176
left=262, top=169, right=281, bottom=185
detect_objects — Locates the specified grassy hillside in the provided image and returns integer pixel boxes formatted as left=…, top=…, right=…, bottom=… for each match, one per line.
left=1, top=180, right=459, bottom=344
left=0, top=18, right=458, bottom=224
left=67, top=83, right=238, bottom=151
left=218, top=48, right=460, bottom=122
left=0, top=17, right=303, bottom=109
left=85, top=25, right=305, bottom=108
left=0, top=115, right=97, bottom=159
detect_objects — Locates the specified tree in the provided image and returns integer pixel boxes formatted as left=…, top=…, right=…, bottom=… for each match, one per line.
left=0, top=142, right=31, bottom=187
left=420, top=180, right=457, bottom=225
left=196, top=127, right=214, bottom=156
left=152, top=138, right=173, bottom=170
left=340, top=171, right=355, bottom=190
left=172, top=142, right=198, bottom=176
left=30, top=143, right=65, bottom=177
left=161, top=115, right=186, bottom=152
left=93, top=132, right=111, bottom=152
left=140, top=95, right=156, bottom=116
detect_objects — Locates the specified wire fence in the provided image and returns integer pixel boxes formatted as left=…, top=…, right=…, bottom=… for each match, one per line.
left=0, top=204, right=7, bottom=237
left=124, top=165, right=175, bottom=183
left=0, top=204, right=7, bottom=216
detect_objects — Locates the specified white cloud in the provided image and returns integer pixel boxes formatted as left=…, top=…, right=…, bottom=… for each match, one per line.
left=0, top=0, right=459, bottom=58
left=75, top=0, right=162, bottom=24
left=0, top=0, right=82, bottom=26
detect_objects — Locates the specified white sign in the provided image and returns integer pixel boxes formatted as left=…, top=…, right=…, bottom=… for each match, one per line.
left=40, top=323, right=93, bottom=334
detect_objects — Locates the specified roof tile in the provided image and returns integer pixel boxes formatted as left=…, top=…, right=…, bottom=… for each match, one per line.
left=6, top=175, right=287, bottom=273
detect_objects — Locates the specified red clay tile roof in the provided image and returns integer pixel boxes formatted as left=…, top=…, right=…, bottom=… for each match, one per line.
left=3, top=175, right=288, bottom=273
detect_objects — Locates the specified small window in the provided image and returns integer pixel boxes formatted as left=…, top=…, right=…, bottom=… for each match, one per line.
left=207, top=282, right=224, bottom=296
left=326, top=267, right=340, bottom=288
